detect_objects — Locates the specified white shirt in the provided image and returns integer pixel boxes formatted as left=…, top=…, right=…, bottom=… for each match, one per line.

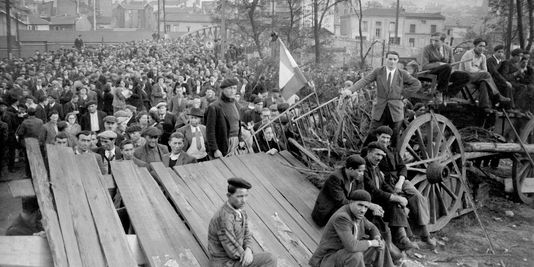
left=169, top=152, right=181, bottom=161
left=105, top=147, right=116, bottom=160
left=89, top=112, right=99, bottom=132
left=187, top=125, right=207, bottom=159
left=386, top=68, right=396, bottom=87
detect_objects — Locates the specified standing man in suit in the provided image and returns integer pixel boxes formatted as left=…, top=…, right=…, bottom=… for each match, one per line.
left=80, top=101, right=105, bottom=132
left=134, top=126, right=169, bottom=165
left=162, top=132, right=197, bottom=167
left=46, top=95, right=63, bottom=120
left=343, top=51, right=421, bottom=147
left=93, top=130, right=122, bottom=175
left=422, top=32, right=471, bottom=97
left=177, top=107, right=208, bottom=161
left=35, top=96, right=48, bottom=123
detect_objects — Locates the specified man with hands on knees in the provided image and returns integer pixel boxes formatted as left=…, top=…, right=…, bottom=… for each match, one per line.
left=309, top=190, right=395, bottom=267
left=311, top=154, right=384, bottom=227
left=208, top=177, right=277, bottom=267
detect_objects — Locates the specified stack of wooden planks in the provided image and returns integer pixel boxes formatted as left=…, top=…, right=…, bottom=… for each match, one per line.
left=6, top=138, right=138, bottom=267
left=150, top=151, right=321, bottom=266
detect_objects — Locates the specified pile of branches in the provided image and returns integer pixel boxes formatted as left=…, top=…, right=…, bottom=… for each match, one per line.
left=459, top=126, right=507, bottom=144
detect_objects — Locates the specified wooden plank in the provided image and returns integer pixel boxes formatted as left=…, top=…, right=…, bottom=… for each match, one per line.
left=0, top=235, right=147, bottom=267
left=219, top=157, right=314, bottom=265
left=8, top=179, right=35, bottom=198
left=197, top=160, right=299, bottom=267
left=25, top=138, right=68, bottom=267
left=278, top=150, right=307, bottom=168
left=135, top=167, right=209, bottom=266
left=168, top=166, right=214, bottom=223
left=75, top=154, right=137, bottom=267
left=112, top=161, right=189, bottom=267
left=47, top=145, right=106, bottom=267
left=240, top=154, right=320, bottom=231
left=172, top=164, right=219, bottom=216
left=465, top=142, right=534, bottom=153
left=151, top=163, right=211, bottom=254
left=111, top=161, right=206, bottom=267
left=287, top=138, right=330, bottom=169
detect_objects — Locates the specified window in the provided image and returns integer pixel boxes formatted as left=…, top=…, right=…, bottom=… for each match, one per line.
left=389, top=37, right=400, bottom=44
left=355, top=36, right=367, bottom=41
left=389, top=22, right=395, bottom=31
left=362, top=21, right=368, bottom=32
left=409, top=38, right=415, bottom=47
left=409, top=24, right=416, bottom=33
left=431, top=24, right=437, bottom=33
left=165, top=24, right=171, bottom=32
left=375, top=28, right=381, bottom=38
left=376, top=21, right=382, bottom=27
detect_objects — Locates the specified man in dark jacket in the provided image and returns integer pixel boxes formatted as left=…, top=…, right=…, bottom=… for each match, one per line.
left=309, top=190, right=393, bottom=267
left=134, top=126, right=169, bottom=164
left=375, top=126, right=435, bottom=248
left=311, top=154, right=384, bottom=227
left=487, top=45, right=514, bottom=106
left=364, top=142, right=418, bottom=251
left=205, top=78, right=243, bottom=158
left=79, top=101, right=106, bottom=132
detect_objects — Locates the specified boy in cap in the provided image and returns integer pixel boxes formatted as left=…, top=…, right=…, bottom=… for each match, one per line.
left=208, top=178, right=277, bottom=267
left=94, top=130, right=122, bottom=174
left=309, top=190, right=394, bottom=267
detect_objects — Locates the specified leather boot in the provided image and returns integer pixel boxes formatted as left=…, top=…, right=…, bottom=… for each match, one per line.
left=394, top=227, right=419, bottom=251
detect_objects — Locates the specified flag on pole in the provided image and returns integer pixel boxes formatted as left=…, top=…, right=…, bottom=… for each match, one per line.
left=279, top=39, right=308, bottom=100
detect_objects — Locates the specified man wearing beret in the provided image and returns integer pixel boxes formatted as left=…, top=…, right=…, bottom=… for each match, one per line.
left=206, top=78, right=246, bottom=158
left=80, top=101, right=105, bottom=132
left=375, top=126, right=435, bottom=248
left=310, top=190, right=394, bottom=267
left=364, top=142, right=418, bottom=251
left=311, top=154, right=384, bottom=227
left=94, top=130, right=123, bottom=174
left=208, top=178, right=277, bottom=267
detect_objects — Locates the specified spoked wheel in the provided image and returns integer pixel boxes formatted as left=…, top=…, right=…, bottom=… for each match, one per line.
left=516, top=118, right=534, bottom=206
left=398, top=112, right=466, bottom=232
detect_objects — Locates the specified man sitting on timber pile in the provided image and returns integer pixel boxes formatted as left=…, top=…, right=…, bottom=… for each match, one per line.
left=374, top=126, right=436, bottom=248
left=6, top=197, right=44, bottom=236
left=208, top=178, right=277, bottom=267
left=309, top=190, right=394, bottom=267
left=364, top=142, right=419, bottom=251
left=311, top=155, right=384, bottom=227
left=459, top=38, right=512, bottom=113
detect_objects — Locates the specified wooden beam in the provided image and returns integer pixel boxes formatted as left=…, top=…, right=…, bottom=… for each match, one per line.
left=287, top=138, right=331, bottom=170
left=75, top=154, right=137, bottom=267
left=464, top=142, right=534, bottom=153
left=25, top=138, right=68, bottom=267
left=8, top=179, right=35, bottom=198
left=0, top=235, right=146, bottom=267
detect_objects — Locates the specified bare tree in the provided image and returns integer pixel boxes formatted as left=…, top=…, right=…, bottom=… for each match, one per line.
left=517, top=0, right=525, bottom=49
left=527, top=0, right=534, bottom=51
left=281, top=0, right=305, bottom=51
left=312, top=0, right=346, bottom=64
left=225, top=0, right=269, bottom=59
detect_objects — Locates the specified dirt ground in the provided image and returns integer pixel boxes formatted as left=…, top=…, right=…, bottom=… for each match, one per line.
left=1, top=159, right=533, bottom=267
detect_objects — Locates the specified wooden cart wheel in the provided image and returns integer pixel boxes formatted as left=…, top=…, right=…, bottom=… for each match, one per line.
left=398, top=113, right=466, bottom=232
left=516, top=118, right=534, bottom=205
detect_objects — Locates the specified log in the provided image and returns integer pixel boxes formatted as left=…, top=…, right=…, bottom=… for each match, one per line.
left=464, top=142, right=534, bottom=153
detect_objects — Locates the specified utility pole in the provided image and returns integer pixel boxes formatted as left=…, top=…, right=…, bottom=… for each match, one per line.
left=15, top=12, right=20, bottom=57
left=394, top=0, right=400, bottom=44
left=163, top=0, right=166, bottom=34
left=6, top=0, right=12, bottom=59
left=220, top=0, right=227, bottom=59
left=157, top=0, right=161, bottom=39
left=93, top=0, right=96, bottom=30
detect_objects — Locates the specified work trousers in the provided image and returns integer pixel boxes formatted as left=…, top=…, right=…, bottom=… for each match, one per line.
left=209, top=252, right=277, bottom=267
left=320, top=247, right=394, bottom=267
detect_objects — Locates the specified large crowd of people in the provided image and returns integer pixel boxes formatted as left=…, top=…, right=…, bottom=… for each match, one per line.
left=1, top=32, right=533, bottom=267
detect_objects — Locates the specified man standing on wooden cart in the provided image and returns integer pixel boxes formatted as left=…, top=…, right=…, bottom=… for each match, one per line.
left=208, top=178, right=277, bottom=267
left=342, top=51, right=421, bottom=147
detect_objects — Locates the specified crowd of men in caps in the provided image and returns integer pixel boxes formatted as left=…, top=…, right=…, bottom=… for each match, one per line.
left=0, top=30, right=533, bottom=267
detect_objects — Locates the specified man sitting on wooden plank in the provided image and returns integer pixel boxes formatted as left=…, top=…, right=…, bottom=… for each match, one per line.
left=309, top=190, right=393, bottom=267
left=311, top=155, right=384, bottom=227
left=374, top=126, right=436, bottom=249
left=208, top=177, right=277, bottom=267
left=5, top=197, right=44, bottom=236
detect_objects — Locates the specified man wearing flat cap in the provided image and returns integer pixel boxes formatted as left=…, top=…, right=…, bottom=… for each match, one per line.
left=134, top=126, right=169, bottom=165
left=93, top=130, right=122, bottom=174
left=375, top=126, right=435, bottom=248
left=177, top=107, right=208, bottom=161
left=310, top=190, right=394, bottom=267
left=311, top=154, right=384, bottom=227
left=364, top=142, right=418, bottom=251
left=206, top=77, right=246, bottom=158
left=208, top=178, right=277, bottom=267
left=154, top=101, right=177, bottom=146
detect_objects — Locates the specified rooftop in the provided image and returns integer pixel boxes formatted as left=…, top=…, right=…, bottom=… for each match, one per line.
left=49, top=15, right=76, bottom=25
left=28, top=15, right=49, bottom=25
left=165, top=13, right=216, bottom=23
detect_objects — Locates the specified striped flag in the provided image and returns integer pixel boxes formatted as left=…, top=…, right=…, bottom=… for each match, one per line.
left=279, top=39, right=308, bottom=100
